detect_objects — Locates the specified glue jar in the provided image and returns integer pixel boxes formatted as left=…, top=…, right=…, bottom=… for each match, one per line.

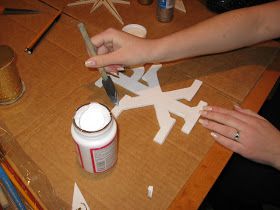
left=71, top=102, right=118, bottom=174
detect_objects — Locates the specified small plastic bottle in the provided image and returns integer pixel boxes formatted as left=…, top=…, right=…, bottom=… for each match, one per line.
left=156, top=0, right=175, bottom=22
left=71, top=102, right=118, bottom=174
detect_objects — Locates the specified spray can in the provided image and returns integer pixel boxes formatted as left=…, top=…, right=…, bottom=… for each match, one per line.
left=156, top=0, right=175, bottom=22
left=71, top=102, right=118, bottom=174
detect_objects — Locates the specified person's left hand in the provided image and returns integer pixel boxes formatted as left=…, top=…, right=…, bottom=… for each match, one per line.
left=199, top=105, right=280, bottom=170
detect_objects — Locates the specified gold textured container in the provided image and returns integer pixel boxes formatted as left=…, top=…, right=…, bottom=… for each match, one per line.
left=0, top=45, right=25, bottom=105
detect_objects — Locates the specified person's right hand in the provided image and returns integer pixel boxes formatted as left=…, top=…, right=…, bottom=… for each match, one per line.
left=85, top=28, right=155, bottom=72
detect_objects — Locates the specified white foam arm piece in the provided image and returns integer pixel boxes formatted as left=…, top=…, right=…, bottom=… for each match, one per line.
left=142, top=64, right=162, bottom=88
left=112, top=94, right=154, bottom=118
left=129, top=67, right=145, bottom=81
left=182, top=100, right=208, bottom=134
left=165, top=79, right=202, bottom=101
left=95, top=68, right=147, bottom=94
left=153, top=104, right=176, bottom=144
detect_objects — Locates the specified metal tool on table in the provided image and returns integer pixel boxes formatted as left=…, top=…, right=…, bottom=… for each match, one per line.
left=0, top=5, right=39, bottom=15
left=77, top=23, right=119, bottom=105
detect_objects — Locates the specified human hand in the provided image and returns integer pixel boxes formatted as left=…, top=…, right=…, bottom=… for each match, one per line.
left=199, top=105, right=280, bottom=170
left=84, top=28, right=155, bottom=73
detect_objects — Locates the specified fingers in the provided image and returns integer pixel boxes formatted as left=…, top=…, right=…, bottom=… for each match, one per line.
left=90, top=28, right=116, bottom=48
left=199, top=110, right=243, bottom=153
left=233, top=105, right=265, bottom=120
left=104, top=65, right=125, bottom=76
left=210, top=132, right=243, bottom=153
left=84, top=28, right=152, bottom=69
left=84, top=28, right=122, bottom=67
left=199, top=118, right=239, bottom=140
left=85, top=49, right=125, bottom=68
left=96, top=45, right=111, bottom=55
left=202, top=105, right=265, bottom=126
left=200, top=108, right=246, bottom=131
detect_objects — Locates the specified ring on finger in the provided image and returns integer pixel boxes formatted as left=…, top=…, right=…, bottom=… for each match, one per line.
left=233, top=130, right=240, bottom=141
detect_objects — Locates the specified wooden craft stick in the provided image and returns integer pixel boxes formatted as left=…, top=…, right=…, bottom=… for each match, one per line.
left=103, top=1, right=124, bottom=24
left=68, top=0, right=128, bottom=25
left=25, top=9, right=62, bottom=54
left=68, top=0, right=96, bottom=7
left=67, top=0, right=130, bottom=7
left=90, top=0, right=103, bottom=13
left=112, top=0, right=130, bottom=5
left=106, top=0, right=120, bottom=15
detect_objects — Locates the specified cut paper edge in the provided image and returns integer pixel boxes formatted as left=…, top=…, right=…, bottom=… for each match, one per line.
left=72, top=182, right=90, bottom=210
left=175, top=0, right=186, bottom=13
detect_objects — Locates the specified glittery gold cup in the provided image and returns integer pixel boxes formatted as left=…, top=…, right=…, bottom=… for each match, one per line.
left=0, top=45, right=25, bottom=105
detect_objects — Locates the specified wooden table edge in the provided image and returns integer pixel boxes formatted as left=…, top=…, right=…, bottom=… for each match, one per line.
left=168, top=70, right=280, bottom=210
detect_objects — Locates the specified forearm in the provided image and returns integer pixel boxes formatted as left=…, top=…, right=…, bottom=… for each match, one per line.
left=150, top=1, right=280, bottom=63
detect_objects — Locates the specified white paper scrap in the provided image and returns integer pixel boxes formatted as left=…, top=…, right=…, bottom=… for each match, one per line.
left=72, top=182, right=90, bottom=210
left=147, top=186, right=153, bottom=198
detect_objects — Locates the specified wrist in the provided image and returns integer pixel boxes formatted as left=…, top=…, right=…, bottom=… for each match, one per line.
left=147, top=38, right=165, bottom=63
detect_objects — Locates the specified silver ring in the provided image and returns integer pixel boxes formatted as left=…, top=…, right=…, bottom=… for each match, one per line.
left=233, top=130, right=240, bottom=141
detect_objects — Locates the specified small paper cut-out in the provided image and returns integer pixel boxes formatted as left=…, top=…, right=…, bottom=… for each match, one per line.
left=72, top=183, right=90, bottom=210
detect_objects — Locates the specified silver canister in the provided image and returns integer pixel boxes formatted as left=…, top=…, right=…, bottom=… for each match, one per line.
left=0, top=45, right=25, bottom=105
left=156, top=0, right=175, bottom=22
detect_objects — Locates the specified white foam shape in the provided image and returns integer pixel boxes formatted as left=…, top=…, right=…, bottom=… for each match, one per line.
left=141, top=64, right=162, bottom=87
left=95, top=65, right=159, bottom=93
left=95, top=64, right=207, bottom=144
left=72, top=183, right=90, bottom=210
left=147, top=186, right=153, bottom=198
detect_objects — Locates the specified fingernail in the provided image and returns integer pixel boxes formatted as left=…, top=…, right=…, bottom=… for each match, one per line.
left=85, top=60, right=96, bottom=67
left=198, top=119, right=208, bottom=126
left=203, top=106, right=212, bottom=111
left=210, top=132, right=218, bottom=138
left=199, top=110, right=207, bottom=116
left=234, top=104, right=241, bottom=109
left=117, top=67, right=125, bottom=71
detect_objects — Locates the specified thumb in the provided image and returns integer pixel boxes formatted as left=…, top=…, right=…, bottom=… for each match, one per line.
left=85, top=50, right=124, bottom=68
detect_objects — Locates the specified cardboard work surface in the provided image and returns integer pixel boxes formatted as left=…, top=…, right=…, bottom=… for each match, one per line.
left=0, top=0, right=280, bottom=209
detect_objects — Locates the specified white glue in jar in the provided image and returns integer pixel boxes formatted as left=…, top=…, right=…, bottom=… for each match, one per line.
left=71, top=102, right=117, bottom=174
